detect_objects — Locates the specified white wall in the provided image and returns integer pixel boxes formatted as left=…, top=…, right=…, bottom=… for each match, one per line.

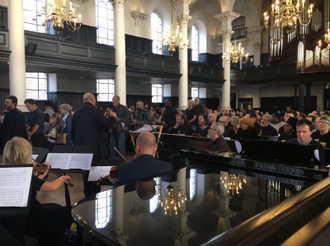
left=238, top=87, right=260, bottom=108
left=0, top=0, right=6, bottom=7
left=78, top=0, right=96, bottom=27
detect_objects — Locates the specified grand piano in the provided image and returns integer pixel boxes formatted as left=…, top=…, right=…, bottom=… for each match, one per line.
left=72, top=134, right=330, bottom=245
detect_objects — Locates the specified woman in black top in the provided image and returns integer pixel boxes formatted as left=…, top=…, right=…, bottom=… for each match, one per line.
left=1, top=137, right=72, bottom=246
left=235, top=117, right=259, bottom=140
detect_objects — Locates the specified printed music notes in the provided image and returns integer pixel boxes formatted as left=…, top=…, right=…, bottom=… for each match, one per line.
left=45, top=153, right=93, bottom=170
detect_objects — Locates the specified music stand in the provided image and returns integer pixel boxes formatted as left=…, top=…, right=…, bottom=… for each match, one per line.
left=0, top=165, right=33, bottom=217
left=51, top=145, right=92, bottom=208
left=32, top=147, right=49, bottom=163
left=129, top=125, right=163, bottom=157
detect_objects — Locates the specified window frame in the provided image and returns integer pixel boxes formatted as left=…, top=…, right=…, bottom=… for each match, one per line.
left=96, top=0, right=114, bottom=46
left=23, top=0, right=46, bottom=33
left=151, top=12, right=163, bottom=55
left=191, top=87, right=199, bottom=99
left=25, top=72, right=48, bottom=100
left=151, top=84, right=163, bottom=103
left=96, top=79, right=115, bottom=102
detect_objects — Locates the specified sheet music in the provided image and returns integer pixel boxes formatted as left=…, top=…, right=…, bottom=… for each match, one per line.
left=130, top=124, right=159, bottom=133
left=0, top=167, right=33, bottom=207
left=46, top=153, right=93, bottom=170
left=88, top=166, right=113, bottom=181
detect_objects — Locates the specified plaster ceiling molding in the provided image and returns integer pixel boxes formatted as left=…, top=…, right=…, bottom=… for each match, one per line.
left=130, top=11, right=148, bottom=27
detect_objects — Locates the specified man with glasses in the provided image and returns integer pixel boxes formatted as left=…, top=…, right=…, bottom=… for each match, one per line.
left=207, top=122, right=230, bottom=152
left=311, top=115, right=330, bottom=148
left=132, top=101, right=151, bottom=131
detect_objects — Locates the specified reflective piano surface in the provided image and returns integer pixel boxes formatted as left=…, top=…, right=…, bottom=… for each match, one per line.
left=72, top=164, right=318, bottom=246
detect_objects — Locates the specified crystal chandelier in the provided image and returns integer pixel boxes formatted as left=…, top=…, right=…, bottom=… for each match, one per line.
left=220, top=173, right=246, bottom=196
left=222, top=40, right=249, bottom=66
left=43, top=0, right=82, bottom=34
left=159, top=184, right=187, bottom=216
left=161, top=0, right=189, bottom=56
left=325, top=27, right=330, bottom=51
left=264, top=0, right=313, bottom=32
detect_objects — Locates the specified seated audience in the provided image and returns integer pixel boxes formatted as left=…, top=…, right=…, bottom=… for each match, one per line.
left=133, top=101, right=151, bottom=130
left=194, top=114, right=209, bottom=137
left=168, top=114, right=193, bottom=135
left=207, top=122, right=231, bottom=152
left=279, top=110, right=297, bottom=134
left=250, top=114, right=260, bottom=129
left=208, top=113, right=217, bottom=126
left=257, top=114, right=278, bottom=136
left=297, top=112, right=307, bottom=120
left=219, top=115, right=233, bottom=137
left=270, top=113, right=285, bottom=133
left=229, top=116, right=240, bottom=139
left=287, top=119, right=325, bottom=165
left=1, top=137, right=72, bottom=246
left=314, top=116, right=320, bottom=131
left=311, top=115, right=330, bottom=148
left=234, top=117, right=258, bottom=140
left=278, top=117, right=298, bottom=142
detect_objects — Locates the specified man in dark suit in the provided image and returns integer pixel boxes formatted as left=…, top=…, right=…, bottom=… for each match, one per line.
left=163, top=99, right=177, bottom=132
left=72, top=93, right=116, bottom=196
left=1, top=95, right=28, bottom=149
left=116, top=132, right=173, bottom=199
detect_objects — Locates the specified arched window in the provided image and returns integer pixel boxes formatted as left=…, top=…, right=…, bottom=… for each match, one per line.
left=23, top=0, right=45, bottom=33
left=191, top=25, right=199, bottom=62
left=96, top=0, right=114, bottom=46
left=151, top=12, right=163, bottom=55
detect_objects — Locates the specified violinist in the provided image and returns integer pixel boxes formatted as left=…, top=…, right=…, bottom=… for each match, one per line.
left=1, top=137, right=72, bottom=246
left=114, top=132, right=173, bottom=199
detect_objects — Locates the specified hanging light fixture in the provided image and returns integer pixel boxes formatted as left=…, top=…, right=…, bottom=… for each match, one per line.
left=42, top=0, right=82, bottom=34
left=264, top=0, right=313, bottom=33
left=325, top=27, right=330, bottom=51
left=158, top=184, right=187, bottom=216
left=161, top=0, right=189, bottom=56
left=222, top=12, right=249, bottom=66
left=220, top=173, right=246, bottom=196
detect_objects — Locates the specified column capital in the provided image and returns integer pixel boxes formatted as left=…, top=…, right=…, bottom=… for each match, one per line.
left=109, top=0, right=126, bottom=8
left=130, top=11, right=148, bottom=27
left=177, top=14, right=191, bottom=26
left=221, top=30, right=233, bottom=40
left=214, top=11, right=238, bottom=22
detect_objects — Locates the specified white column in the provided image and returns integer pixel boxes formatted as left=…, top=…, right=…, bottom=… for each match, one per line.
left=111, top=0, right=126, bottom=106
left=8, top=0, right=26, bottom=111
left=177, top=15, right=191, bottom=110
left=214, top=12, right=237, bottom=110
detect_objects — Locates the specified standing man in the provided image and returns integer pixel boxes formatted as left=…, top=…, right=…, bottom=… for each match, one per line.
left=163, top=99, right=177, bottom=132
left=186, top=99, right=197, bottom=131
left=194, top=97, right=204, bottom=116
left=246, top=105, right=255, bottom=115
left=25, top=99, right=45, bottom=147
left=110, top=95, right=131, bottom=159
left=1, top=96, right=28, bottom=148
left=72, top=93, right=116, bottom=196
left=133, top=101, right=151, bottom=131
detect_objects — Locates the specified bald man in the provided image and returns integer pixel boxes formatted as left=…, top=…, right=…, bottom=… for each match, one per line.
left=72, top=93, right=116, bottom=196
left=116, top=132, right=173, bottom=187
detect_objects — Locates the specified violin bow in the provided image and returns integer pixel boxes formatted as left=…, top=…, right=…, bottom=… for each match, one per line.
left=114, top=147, right=127, bottom=161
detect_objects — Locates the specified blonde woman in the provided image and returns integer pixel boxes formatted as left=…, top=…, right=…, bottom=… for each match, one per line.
left=2, top=137, right=72, bottom=246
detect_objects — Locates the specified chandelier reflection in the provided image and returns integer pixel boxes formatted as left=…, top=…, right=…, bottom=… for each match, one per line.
left=325, top=27, right=330, bottom=51
left=161, top=0, right=189, bottom=56
left=222, top=40, right=249, bottom=66
left=159, top=184, right=187, bottom=216
left=220, top=174, right=246, bottom=196
left=264, top=0, right=313, bottom=33
left=42, top=0, right=82, bottom=34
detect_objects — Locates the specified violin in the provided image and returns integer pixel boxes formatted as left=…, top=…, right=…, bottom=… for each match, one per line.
left=32, top=159, right=76, bottom=188
left=97, top=147, right=135, bottom=186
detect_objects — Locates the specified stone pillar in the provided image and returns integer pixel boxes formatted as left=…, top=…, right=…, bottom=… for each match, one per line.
left=111, top=0, right=126, bottom=105
left=214, top=12, right=237, bottom=110
left=8, top=0, right=26, bottom=111
left=177, top=14, right=191, bottom=110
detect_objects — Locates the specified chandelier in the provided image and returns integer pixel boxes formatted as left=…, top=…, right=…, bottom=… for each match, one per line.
left=161, top=0, right=189, bottom=56
left=43, top=0, right=82, bottom=34
left=325, top=27, right=330, bottom=51
left=264, top=0, right=313, bottom=32
left=159, top=184, right=187, bottom=216
left=222, top=40, right=249, bottom=66
left=220, top=173, right=246, bottom=196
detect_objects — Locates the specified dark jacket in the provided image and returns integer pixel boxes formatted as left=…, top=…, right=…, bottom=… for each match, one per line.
left=58, top=113, right=73, bottom=145
left=256, top=125, right=278, bottom=136
left=72, top=102, right=116, bottom=157
left=1, top=108, right=28, bottom=146
left=168, top=121, right=193, bottom=135
left=112, top=104, right=131, bottom=134
left=118, top=154, right=173, bottom=185
left=194, top=125, right=209, bottom=137
left=163, top=106, right=177, bottom=129
left=223, top=125, right=232, bottom=138
left=133, top=109, right=151, bottom=130
left=235, top=128, right=259, bottom=140
left=209, top=136, right=231, bottom=152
